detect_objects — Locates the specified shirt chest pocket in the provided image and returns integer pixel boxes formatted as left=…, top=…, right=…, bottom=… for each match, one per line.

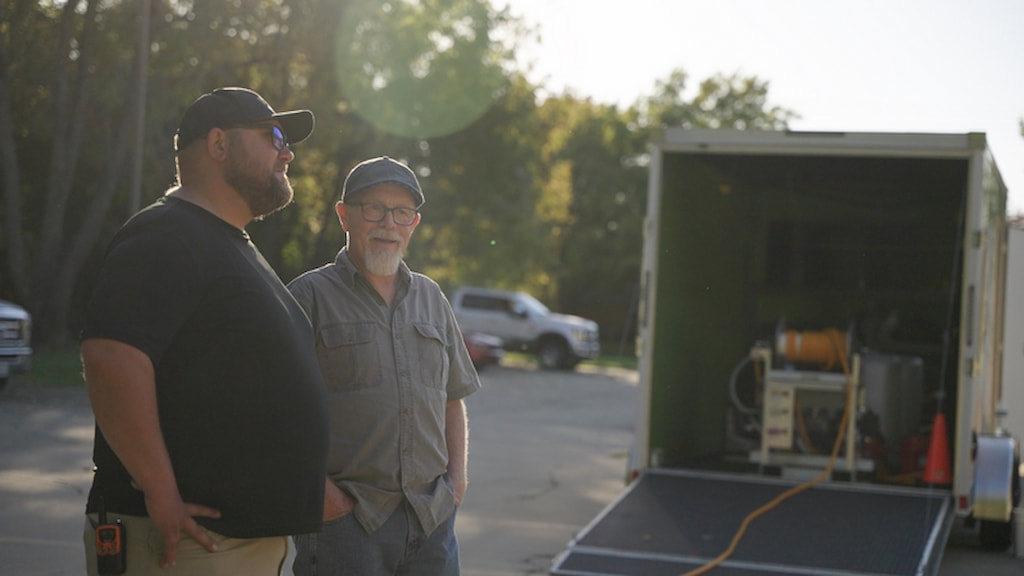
left=412, top=323, right=450, bottom=391
left=317, top=322, right=381, bottom=391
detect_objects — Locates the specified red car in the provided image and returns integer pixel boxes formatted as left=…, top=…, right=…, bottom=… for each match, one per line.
left=463, top=331, right=504, bottom=370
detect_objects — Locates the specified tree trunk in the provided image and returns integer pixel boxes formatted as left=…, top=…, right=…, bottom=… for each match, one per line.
left=50, top=82, right=140, bottom=348
left=23, top=0, right=116, bottom=347
left=0, top=34, right=27, bottom=301
left=26, top=0, right=141, bottom=348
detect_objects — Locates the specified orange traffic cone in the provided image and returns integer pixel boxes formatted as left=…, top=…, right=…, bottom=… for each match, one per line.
left=923, top=413, right=952, bottom=486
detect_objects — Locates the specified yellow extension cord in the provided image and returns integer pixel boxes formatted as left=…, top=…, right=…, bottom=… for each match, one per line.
left=681, top=330, right=852, bottom=576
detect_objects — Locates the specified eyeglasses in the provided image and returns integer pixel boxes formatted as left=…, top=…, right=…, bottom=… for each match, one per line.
left=240, top=124, right=288, bottom=151
left=348, top=201, right=419, bottom=226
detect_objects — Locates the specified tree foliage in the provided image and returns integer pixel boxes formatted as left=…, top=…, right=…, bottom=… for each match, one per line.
left=1, top=0, right=797, bottom=352
left=547, top=71, right=797, bottom=348
left=1, top=0, right=147, bottom=345
left=637, top=69, right=798, bottom=130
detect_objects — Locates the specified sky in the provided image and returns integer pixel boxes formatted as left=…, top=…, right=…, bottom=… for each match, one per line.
left=499, top=0, right=1024, bottom=214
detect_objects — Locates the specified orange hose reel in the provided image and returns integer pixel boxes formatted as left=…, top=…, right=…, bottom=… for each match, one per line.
left=775, top=327, right=850, bottom=371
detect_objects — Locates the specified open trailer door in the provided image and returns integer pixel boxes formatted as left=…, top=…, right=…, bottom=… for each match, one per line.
left=552, top=469, right=954, bottom=576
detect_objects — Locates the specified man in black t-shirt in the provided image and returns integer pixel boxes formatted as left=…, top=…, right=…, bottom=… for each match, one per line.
left=80, top=87, right=328, bottom=576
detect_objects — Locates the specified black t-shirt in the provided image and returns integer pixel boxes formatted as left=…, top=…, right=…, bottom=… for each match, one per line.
left=82, top=196, right=329, bottom=538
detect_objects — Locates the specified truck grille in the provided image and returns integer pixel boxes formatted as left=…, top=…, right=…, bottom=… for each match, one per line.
left=0, top=319, right=27, bottom=346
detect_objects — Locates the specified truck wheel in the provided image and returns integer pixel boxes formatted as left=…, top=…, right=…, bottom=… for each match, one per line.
left=538, top=338, right=569, bottom=370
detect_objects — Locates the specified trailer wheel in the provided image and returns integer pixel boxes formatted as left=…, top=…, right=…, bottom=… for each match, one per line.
left=979, top=518, right=1012, bottom=551
left=978, top=456, right=1020, bottom=551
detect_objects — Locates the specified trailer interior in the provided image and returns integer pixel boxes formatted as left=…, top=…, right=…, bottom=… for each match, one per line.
left=651, top=150, right=970, bottom=474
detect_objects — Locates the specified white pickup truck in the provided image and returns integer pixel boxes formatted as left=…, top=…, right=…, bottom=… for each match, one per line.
left=450, top=286, right=599, bottom=370
left=0, top=299, right=32, bottom=389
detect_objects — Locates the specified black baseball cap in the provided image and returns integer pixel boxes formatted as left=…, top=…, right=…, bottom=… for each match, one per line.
left=175, top=87, right=315, bottom=152
left=341, top=156, right=425, bottom=207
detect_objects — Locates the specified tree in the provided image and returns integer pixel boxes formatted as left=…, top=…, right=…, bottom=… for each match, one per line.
left=1, top=0, right=146, bottom=346
left=548, top=70, right=798, bottom=350
left=637, top=69, right=798, bottom=130
left=535, top=96, right=647, bottom=348
left=0, top=1, right=797, bottom=356
left=412, top=73, right=555, bottom=296
left=265, top=0, right=529, bottom=285
left=1, top=0, right=528, bottom=347
left=1, top=0, right=341, bottom=346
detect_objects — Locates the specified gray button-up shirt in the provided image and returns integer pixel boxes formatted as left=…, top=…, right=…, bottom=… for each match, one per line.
left=288, top=249, right=481, bottom=534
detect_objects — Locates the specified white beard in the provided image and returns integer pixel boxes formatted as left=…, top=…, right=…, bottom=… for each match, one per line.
left=363, top=230, right=404, bottom=275
left=364, top=247, right=402, bottom=276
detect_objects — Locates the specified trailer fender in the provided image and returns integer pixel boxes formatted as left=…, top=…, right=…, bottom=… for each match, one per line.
left=973, top=434, right=1018, bottom=522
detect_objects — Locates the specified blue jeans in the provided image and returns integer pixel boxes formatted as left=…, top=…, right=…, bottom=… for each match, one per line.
left=293, top=501, right=459, bottom=576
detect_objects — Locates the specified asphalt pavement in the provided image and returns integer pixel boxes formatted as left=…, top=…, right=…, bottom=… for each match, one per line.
left=0, top=363, right=1021, bottom=575
left=0, top=381, right=94, bottom=575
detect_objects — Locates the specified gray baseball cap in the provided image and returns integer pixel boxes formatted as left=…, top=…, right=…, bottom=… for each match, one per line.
left=341, top=156, right=424, bottom=207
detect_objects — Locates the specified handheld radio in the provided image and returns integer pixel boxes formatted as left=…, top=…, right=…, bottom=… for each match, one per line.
left=94, top=497, right=126, bottom=575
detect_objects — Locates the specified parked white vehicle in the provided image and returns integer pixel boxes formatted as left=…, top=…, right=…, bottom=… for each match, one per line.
left=450, top=286, right=599, bottom=370
left=0, top=300, right=32, bottom=389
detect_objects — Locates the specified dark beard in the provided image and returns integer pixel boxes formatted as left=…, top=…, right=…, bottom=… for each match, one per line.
left=224, top=139, right=293, bottom=220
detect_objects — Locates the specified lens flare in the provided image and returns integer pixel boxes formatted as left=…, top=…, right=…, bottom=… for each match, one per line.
left=334, top=0, right=507, bottom=139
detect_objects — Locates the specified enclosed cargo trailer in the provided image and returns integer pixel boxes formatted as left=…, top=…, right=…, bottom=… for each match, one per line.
left=1002, top=226, right=1024, bottom=454
left=553, top=130, right=1020, bottom=575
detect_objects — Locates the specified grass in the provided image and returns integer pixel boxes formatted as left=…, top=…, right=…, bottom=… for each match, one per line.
left=586, top=354, right=638, bottom=371
left=503, top=351, right=638, bottom=371
left=17, top=347, right=638, bottom=387
left=22, top=348, right=83, bottom=387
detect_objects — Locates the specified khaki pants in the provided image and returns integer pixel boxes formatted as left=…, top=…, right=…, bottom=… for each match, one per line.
left=83, top=514, right=294, bottom=576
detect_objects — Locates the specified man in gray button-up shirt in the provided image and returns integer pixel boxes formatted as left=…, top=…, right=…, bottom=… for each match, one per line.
left=289, top=156, right=481, bottom=576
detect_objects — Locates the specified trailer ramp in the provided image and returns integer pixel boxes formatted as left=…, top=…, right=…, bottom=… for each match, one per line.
left=551, top=469, right=953, bottom=576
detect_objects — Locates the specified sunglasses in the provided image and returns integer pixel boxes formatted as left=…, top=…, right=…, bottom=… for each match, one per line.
left=241, top=124, right=288, bottom=151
